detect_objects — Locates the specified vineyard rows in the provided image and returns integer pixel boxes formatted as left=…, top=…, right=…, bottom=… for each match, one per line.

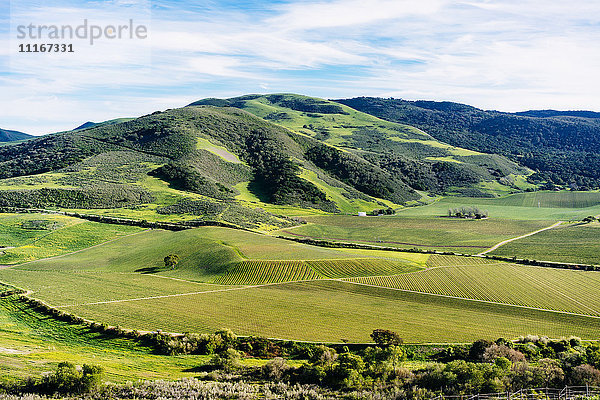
left=214, top=258, right=419, bottom=284
left=306, top=259, right=418, bottom=278
left=349, top=263, right=600, bottom=316
left=214, top=260, right=323, bottom=285
left=426, top=254, right=497, bottom=267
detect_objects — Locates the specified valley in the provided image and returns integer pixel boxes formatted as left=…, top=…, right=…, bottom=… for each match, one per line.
left=0, top=94, right=599, bottom=392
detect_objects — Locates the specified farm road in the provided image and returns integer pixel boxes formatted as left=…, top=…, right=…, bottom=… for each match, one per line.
left=477, top=221, right=563, bottom=256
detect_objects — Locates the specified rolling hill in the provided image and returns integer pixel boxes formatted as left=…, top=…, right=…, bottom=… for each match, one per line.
left=0, top=128, right=33, bottom=142
left=0, top=94, right=532, bottom=229
left=190, top=94, right=530, bottom=198
left=336, top=97, right=600, bottom=190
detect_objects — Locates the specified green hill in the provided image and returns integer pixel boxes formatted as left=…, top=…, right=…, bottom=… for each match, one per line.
left=0, top=94, right=532, bottom=228
left=336, top=97, right=600, bottom=190
left=0, top=128, right=33, bottom=142
left=190, top=94, right=530, bottom=198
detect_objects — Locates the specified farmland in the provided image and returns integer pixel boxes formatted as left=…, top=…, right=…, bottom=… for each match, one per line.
left=491, top=221, right=600, bottom=265
left=400, top=191, right=600, bottom=220
left=0, top=213, right=143, bottom=265
left=63, top=280, right=600, bottom=343
left=277, top=215, right=555, bottom=254
left=0, top=189, right=599, bottom=358
left=0, top=295, right=207, bottom=383
left=0, top=212, right=599, bottom=343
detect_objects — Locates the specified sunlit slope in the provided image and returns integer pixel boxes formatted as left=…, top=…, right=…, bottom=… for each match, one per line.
left=191, top=94, right=530, bottom=198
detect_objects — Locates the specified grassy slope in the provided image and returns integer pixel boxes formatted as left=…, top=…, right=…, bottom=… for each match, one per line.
left=194, top=94, right=529, bottom=197
left=0, top=296, right=206, bottom=383
left=0, top=213, right=143, bottom=265
left=491, top=222, right=600, bottom=265
left=277, top=215, right=554, bottom=254
left=65, top=280, right=600, bottom=343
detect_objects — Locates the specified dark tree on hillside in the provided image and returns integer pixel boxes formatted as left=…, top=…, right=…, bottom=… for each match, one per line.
left=164, top=254, right=180, bottom=270
left=370, top=329, right=403, bottom=347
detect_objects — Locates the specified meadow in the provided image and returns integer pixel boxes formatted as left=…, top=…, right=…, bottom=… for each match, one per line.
left=0, top=220, right=599, bottom=343
left=277, top=215, right=554, bottom=254
left=0, top=213, right=143, bottom=265
left=399, top=191, right=600, bottom=220
left=0, top=295, right=207, bottom=383
left=491, top=221, right=600, bottom=265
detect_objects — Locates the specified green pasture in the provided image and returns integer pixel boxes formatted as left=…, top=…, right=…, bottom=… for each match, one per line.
left=277, top=215, right=553, bottom=254
left=0, top=213, right=143, bottom=265
left=64, top=280, right=600, bottom=343
left=400, top=191, right=600, bottom=220
left=491, top=222, right=600, bottom=265
left=0, top=296, right=206, bottom=383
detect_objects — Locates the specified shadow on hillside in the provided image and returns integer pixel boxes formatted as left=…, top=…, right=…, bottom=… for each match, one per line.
left=135, top=266, right=168, bottom=274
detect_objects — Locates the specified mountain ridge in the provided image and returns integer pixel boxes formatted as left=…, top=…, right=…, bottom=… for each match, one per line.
left=0, top=128, right=34, bottom=142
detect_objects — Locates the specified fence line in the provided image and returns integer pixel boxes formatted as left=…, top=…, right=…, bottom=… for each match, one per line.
left=431, top=385, right=600, bottom=400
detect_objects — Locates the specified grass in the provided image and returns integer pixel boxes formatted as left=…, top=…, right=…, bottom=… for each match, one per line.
left=306, top=259, right=420, bottom=278
left=298, top=168, right=398, bottom=213
left=347, top=262, right=600, bottom=316
left=64, top=280, right=600, bottom=343
left=491, top=222, right=600, bottom=265
left=0, top=295, right=207, bottom=383
left=277, top=215, right=554, bottom=254
left=2, top=215, right=600, bottom=344
left=196, top=137, right=242, bottom=164
left=400, top=191, right=600, bottom=220
left=0, top=213, right=143, bottom=265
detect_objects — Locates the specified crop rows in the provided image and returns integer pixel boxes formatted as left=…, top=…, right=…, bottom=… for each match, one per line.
left=68, top=280, right=600, bottom=343
left=426, top=254, right=496, bottom=267
left=214, top=260, right=323, bottom=285
left=349, top=263, right=600, bottom=316
left=306, top=258, right=418, bottom=278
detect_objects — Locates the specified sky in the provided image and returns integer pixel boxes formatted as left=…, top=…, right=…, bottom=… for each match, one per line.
left=2, top=0, right=600, bottom=135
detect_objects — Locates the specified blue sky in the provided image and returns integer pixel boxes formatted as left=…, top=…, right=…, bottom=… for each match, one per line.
left=2, top=0, right=600, bottom=134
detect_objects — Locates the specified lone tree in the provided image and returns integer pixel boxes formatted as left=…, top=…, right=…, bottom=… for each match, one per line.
left=370, top=329, right=403, bottom=347
left=164, top=254, right=180, bottom=270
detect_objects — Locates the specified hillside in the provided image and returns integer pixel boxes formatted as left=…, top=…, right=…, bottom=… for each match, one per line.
left=0, top=105, right=430, bottom=228
left=0, top=94, right=534, bottom=229
left=336, top=97, right=600, bottom=190
left=190, top=94, right=530, bottom=198
left=73, top=118, right=134, bottom=131
left=0, top=128, right=33, bottom=142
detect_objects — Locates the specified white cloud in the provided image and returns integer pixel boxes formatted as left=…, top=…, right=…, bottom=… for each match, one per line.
left=2, top=0, right=600, bottom=134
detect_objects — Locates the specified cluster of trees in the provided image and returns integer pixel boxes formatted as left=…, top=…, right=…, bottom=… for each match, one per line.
left=266, top=94, right=349, bottom=115
left=8, top=362, right=104, bottom=395
left=447, top=207, right=489, bottom=219
left=305, top=143, right=418, bottom=204
left=365, top=153, right=483, bottom=194
left=242, top=130, right=335, bottom=211
left=0, top=186, right=154, bottom=209
left=150, top=162, right=235, bottom=200
left=368, top=207, right=395, bottom=216
left=144, top=328, right=600, bottom=394
left=338, top=97, right=600, bottom=189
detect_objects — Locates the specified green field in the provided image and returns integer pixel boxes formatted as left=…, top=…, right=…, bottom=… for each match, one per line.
left=63, top=280, right=600, bottom=343
left=349, top=261, right=600, bottom=316
left=491, top=222, right=600, bottom=265
left=0, top=213, right=143, bottom=265
left=0, top=295, right=206, bottom=383
left=400, top=191, right=600, bottom=220
left=277, top=215, right=554, bottom=254
left=0, top=221, right=599, bottom=343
